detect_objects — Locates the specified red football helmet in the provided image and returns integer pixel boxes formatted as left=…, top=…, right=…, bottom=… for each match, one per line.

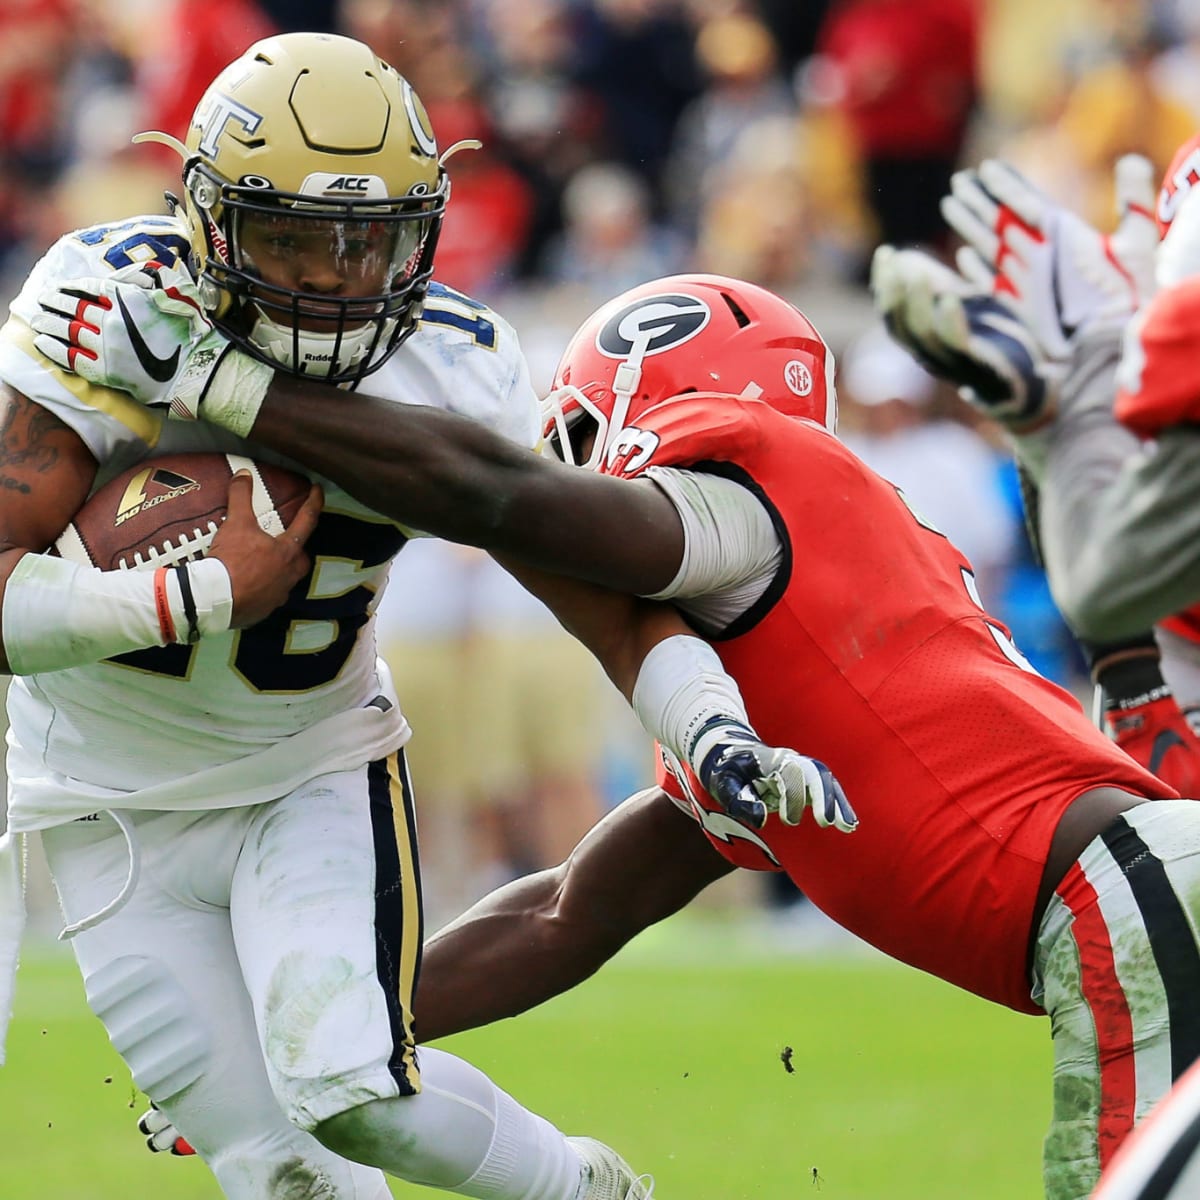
left=541, top=274, right=837, bottom=469
left=1158, top=132, right=1200, bottom=236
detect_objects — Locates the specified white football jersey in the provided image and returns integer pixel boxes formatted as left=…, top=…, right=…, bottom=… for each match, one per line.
left=0, top=215, right=539, bottom=815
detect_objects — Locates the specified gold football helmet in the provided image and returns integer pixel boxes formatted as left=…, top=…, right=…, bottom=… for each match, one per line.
left=139, top=32, right=448, bottom=384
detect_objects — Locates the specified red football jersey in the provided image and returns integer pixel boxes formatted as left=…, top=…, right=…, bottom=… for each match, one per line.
left=606, top=395, right=1174, bottom=1014
left=1115, top=277, right=1200, bottom=437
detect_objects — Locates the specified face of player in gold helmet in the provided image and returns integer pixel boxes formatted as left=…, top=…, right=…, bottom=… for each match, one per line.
left=235, top=212, right=424, bottom=334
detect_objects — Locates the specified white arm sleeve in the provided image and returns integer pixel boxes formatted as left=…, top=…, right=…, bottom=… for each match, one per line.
left=2, top=554, right=232, bottom=675
left=641, top=467, right=782, bottom=634
left=632, top=634, right=754, bottom=768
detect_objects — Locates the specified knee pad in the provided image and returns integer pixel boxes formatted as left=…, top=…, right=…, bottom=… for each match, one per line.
left=209, top=1130, right=393, bottom=1200
left=84, top=955, right=209, bottom=1101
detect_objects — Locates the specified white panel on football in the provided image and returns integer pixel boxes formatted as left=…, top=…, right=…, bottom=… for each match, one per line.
left=53, top=523, right=93, bottom=567
left=224, top=453, right=285, bottom=537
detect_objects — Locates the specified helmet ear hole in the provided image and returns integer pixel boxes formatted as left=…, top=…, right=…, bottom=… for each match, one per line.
left=187, top=169, right=220, bottom=212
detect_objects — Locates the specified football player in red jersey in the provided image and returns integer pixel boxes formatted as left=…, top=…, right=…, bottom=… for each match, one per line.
left=38, top=264, right=1200, bottom=1199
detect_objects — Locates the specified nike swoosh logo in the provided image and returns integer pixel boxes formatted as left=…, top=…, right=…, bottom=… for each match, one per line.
left=1150, top=728, right=1187, bottom=776
left=117, top=292, right=181, bottom=382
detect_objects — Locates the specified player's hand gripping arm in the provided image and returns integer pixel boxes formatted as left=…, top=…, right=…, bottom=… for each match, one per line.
left=31, top=260, right=262, bottom=413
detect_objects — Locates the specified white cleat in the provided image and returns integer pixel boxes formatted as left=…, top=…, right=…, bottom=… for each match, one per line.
left=568, top=1136, right=655, bottom=1199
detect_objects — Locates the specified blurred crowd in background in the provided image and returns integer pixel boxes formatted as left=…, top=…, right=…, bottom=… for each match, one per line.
left=5, top=0, right=1194, bottom=929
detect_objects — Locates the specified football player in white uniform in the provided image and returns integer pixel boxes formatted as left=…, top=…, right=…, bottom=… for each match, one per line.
left=0, top=31, right=670, bottom=1200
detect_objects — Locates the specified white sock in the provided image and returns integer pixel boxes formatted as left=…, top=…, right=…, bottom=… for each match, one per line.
left=376, top=1046, right=584, bottom=1199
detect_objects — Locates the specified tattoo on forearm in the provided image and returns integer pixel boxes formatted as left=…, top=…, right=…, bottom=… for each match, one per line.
left=0, top=389, right=66, bottom=484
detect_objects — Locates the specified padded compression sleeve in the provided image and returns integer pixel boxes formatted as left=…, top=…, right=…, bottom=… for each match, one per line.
left=641, top=468, right=780, bottom=635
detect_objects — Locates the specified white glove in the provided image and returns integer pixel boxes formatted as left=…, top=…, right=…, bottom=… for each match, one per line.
left=32, top=261, right=212, bottom=404
left=940, top=155, right=1158, bottom=360
left=871, top=244, right=1059, bottom=431
left=32, top=262, right=271, bottom=437
left=692, top=719, right=858, bottom=832
left=136, top=1103, right=195, bottom=1156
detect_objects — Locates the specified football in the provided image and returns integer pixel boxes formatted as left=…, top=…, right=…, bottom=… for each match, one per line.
left=53, top=452, right=312, bottom=571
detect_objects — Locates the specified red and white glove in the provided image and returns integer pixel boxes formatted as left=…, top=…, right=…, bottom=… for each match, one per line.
left=1106, top=692, right=1200, bottom=797
left=32, top=261, right=212, bottom=404
left=941, top=155, right=1158, bottom=360
left=32, top=261, right=270, bottom=436
left=137, top=1103, right=195, bottom=1156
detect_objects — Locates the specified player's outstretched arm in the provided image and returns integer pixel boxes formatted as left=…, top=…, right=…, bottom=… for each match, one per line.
left=33, top=267, right=686, bottom=594
left=250, top=384, right=690, bottom=595
left=416, top=786, right=734, bottom=1041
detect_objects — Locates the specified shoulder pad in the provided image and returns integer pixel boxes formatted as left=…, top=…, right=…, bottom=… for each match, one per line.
left=600, top=393, right=824, bottom=479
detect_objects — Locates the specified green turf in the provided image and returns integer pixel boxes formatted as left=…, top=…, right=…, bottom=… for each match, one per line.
left=0, top=914, right=1050, bottom=1199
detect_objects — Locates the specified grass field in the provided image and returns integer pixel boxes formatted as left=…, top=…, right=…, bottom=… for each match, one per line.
left=0, top=912, right=1051, bottom=1199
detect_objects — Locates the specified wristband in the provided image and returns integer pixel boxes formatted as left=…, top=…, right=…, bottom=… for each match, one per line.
left=169, top=332, right=272, bottom=436
left=1083, top=635, right=1169, bottom=710
left=180, top=557, right=234, bottom=638
left=152, top=566, right=177, bottom=644
left=173, top=564, right=199, bottom=644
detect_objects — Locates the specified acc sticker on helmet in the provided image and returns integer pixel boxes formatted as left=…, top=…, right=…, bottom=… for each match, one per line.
left=595, top=295, right=711, bottom=359
left=297, top=172, right=390, bottom=200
